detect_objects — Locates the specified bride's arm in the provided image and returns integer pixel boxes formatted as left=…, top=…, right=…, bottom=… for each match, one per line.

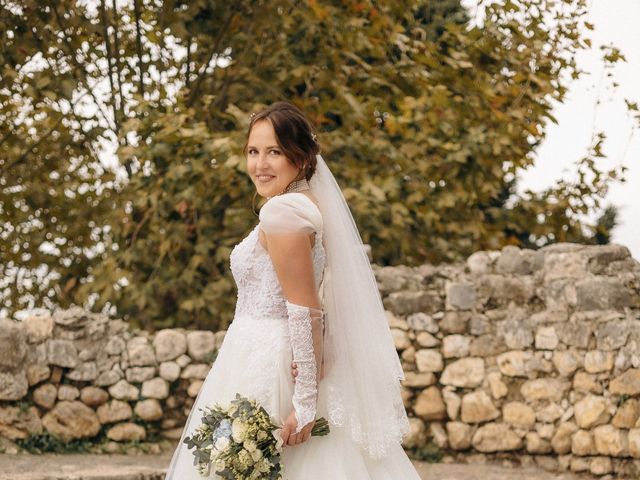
left=262, top=229, right=324, bottom=433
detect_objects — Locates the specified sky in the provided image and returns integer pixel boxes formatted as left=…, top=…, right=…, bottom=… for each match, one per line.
left=516, top=0, right=640, bottom=260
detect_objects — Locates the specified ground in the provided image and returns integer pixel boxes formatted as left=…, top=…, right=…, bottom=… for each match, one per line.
left=0, top=453, right=594, bottom=479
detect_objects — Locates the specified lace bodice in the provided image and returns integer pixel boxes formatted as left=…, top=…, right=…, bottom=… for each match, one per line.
left=229, top=193, right=326, bottom=321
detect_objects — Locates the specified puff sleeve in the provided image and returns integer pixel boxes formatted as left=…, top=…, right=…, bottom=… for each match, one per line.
left=258, top=193, right=320, bottom=235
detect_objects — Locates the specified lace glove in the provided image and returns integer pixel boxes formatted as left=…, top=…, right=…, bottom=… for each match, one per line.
left=285, top=300, right=325, bottom=434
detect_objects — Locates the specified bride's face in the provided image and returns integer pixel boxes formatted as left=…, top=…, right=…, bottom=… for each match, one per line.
left=246, top=120, right=301, bottom=198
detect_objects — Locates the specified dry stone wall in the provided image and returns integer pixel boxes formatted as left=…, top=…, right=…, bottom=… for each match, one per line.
left=378, top=243, right=640, bottom=477
left=0, top=242, right=639, bottom=477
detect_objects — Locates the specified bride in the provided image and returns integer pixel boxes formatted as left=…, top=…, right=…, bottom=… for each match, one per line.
left=165, top=101, right=421, bottom=479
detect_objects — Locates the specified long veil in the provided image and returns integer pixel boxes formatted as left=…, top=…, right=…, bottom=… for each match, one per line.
left=310, top=153, right=410, bottom=459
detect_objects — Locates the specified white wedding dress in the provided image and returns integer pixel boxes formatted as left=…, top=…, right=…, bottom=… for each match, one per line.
left=165, top=192, right=421, bottom=479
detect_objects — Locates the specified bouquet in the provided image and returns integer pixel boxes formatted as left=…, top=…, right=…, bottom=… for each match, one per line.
left=183, top=393, right=330, bottom=479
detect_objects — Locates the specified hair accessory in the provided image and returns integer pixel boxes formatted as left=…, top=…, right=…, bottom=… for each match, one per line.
left=250, top=112, right=257, bottom=120
left=311, top=132, right=318, bottom=143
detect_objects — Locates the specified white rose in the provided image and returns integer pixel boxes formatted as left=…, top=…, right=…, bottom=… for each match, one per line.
left=250, top=447, right=263, bottom=462
left=214, top=436, right=230, bottom=452
left=243, top=439, right=257, bottom=452
left=231, top=418, right=248, bottom=443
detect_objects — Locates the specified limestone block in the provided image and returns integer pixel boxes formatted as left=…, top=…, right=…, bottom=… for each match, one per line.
left=497, top=350, right=533, bottom=377
left=440, top=358, right=485, bottom=388
left=105, top=336, right=126, bottom=355
left=42, top=401, right=100, bottom=441
left=66, top=362, right=98, bottom=382
left=401, top=372, right=436, bottom=388
left=384, top=291, right=443, bottom=316
left=535, top=326, right=559, bottom=350
left=415, top=349, right=443, bottom=373
left=472, top=423, right=523, bottom=452
left=95, top=369, right=123, bottom=387
left=571, top=429, right=596, bottom=456
left=406, top=313, right=439, bottom=333
left=107, top=422, right=146, bottom=442
left=186, top=330, right=216, bottom=362
left=429, top=422, right=448, bottom=449
left=26, top=365, right=50, bottom=386
left=593, top=425, right=629, bottom=457
left=141, top=377, right=169, bottom=399
left=134, top=399, right=163, bottom=422
left=0, top=405, right=42, bottom=440
left=610, top=368, right=640, bottom=395
left=596, top=320, right=633, bottom=351
left=440, top=311, right=471, bottom=334
left=552, top=350, right=582, bottom=377
left=584, top=350, right=614, bottom=373
left=629, top=428, right=640, bottom=458
left=127, top=337, right=157, bottom=367
left=97, top=400, right=133, bottom=424
left=159, top=361, right=181, bottom=382
left=590, top=456, right=613, bottom=475
left=391, top=328, right=411, bottom=350
left=108, top=380, right=139, bottom=401
left=415, top=331, right=439, bottom=348
left=445, top=281, right=475, bottom=310
left=573, top=371, right=602, bottom=394
left=503, top=402, right=536, bottom=429
left=0, top=371, right=28, bottom=401
left=57, top=385, right=80, bottom=401
left=80, top=387, right=109, bottom=407
left=442, top=388, right=461, bottom=420
left=574, top=395, right=610, bottom=429
left=526, top=432, right=552, bottom=454
left=0, top=319, right=26, bottom=369
left=402, top=417, right=426, bottom=449
left=575, top=278, right=630, bottom=311
left=33, top=383, right=57, bottom=409
left=467, top=251, right=492, bottom=275
left=152, top=329, right=187, bottom=362
left=536, top=403, right=564, bottom=423
left=442, top=335, right=471, bottom=358
left=187, top=380, right=203, bottom=397
left=612, top=398, right=640, bottom=429
left=551, top=422, right=578, bottom=454
left=446, top=421, right=472, bottom=450
left=486, top=371, right=508, bottom=399
left=180, top=363, right=210, bottom=380
left=520, top=378, right=570, bottom=402
left=414, top=386, right=446, bottom=420
left=46, top=339, right=78, bottom=368
left=23, top=314, right=54, bottom=344
left=461, top=391, right=499, bottom=424
left=125, top=366, right=156, bottom=384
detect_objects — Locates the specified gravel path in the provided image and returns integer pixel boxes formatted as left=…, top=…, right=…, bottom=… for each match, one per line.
left=0, top=453, right=593, bottom=480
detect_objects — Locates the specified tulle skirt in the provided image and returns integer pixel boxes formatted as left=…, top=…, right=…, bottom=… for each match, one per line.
left=165, top=314, right=421, bottom=480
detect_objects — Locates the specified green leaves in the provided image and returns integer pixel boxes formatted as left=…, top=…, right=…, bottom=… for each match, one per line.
left=0, top=0, right=627, bottom=328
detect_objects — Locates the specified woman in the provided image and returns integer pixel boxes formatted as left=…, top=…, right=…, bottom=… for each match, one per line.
left=165, top=101, right=421, bottom=479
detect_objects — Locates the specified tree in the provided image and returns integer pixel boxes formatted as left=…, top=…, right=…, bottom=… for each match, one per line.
left=0, top=0, right=626, bottom=329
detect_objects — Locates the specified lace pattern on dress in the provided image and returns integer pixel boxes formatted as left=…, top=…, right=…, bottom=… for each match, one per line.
left=285, top=300, right=323, bottom=433
left=228, top=218, right=326, bottom=420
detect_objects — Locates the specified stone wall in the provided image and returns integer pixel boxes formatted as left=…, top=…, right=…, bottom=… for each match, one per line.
left=378, top=243, right=640, bottom=477
left=0, top=308, right=225, bottom=451
left=0, top=242, right=639, bottom=476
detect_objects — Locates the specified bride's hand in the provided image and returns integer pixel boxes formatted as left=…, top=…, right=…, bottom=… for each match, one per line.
left=281, top=410, right=315, bottom=447
left=291, top=358, right=325, bottom=383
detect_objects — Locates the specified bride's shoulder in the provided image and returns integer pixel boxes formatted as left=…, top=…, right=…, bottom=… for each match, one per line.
left=259, top=193, right=322, bottom=233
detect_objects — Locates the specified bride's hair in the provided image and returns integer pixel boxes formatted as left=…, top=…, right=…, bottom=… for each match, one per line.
left=243, top=101, right=320, bottom=181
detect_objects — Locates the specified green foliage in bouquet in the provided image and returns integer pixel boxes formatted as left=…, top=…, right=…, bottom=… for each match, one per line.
left=183, top=393, right=329, bottom=479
